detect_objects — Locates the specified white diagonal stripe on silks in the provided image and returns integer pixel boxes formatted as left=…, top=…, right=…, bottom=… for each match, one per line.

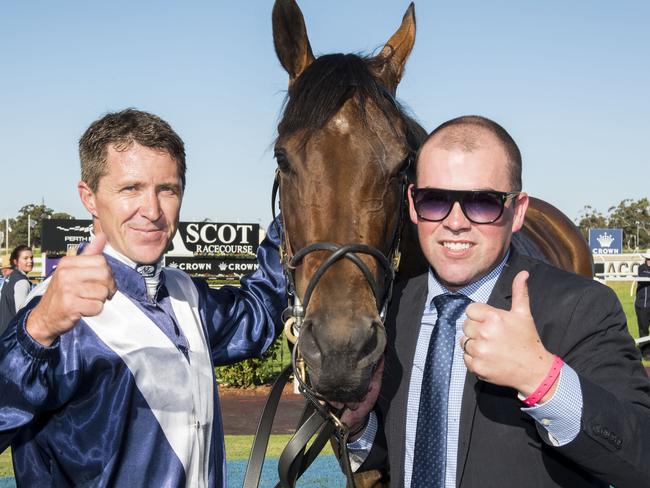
left=165, top=268, right=215, bottom=487
left=84, top=270, right=213, bottom=488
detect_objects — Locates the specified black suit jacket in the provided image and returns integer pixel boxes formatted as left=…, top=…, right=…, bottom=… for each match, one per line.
left=362, top=250, right=650, bottom=487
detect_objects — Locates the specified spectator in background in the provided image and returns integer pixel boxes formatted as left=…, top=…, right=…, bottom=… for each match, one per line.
left=0, top=256, right=13, bottom=293
left=636, top=249, right=650, bottom=339
left=0, top=245, right=34, bottom=334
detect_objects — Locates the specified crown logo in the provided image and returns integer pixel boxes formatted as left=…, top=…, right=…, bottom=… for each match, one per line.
left=168, top=262, right=179, bottom=268
left=218, top=262, right=228, bottom=271
left=596, top=232, right=615, bottom=248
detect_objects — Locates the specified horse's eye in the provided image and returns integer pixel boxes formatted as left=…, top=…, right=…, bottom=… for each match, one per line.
left=397, top=152, right=415, bottom=181
left=274, top=150, right=291, bottom=172
left=400, top=153, right=414, bottom=172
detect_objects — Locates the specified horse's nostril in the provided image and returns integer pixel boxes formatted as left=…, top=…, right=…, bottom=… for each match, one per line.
left=297, top=319, right=321, bottom=368
left=371, top=318, right=385, bottom=334
left=356, top=319, right=386, bottom=369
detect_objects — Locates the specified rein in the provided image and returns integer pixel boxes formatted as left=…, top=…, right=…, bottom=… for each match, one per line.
left=243, top=161, right=410, bottom=488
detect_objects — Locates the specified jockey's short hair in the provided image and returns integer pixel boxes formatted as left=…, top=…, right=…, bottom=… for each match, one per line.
left=79, top=108, right=186, bottom=192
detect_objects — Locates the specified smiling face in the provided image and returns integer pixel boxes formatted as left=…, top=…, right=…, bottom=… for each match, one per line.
left=408, top=131, right=528, bottom=290
left=78, top=142, right=183, bottom=264
left=14, top=249, right=34, bottom=274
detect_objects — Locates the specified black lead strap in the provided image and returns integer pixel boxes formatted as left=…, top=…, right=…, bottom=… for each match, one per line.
left=244, top=160, right=412, bottom=487
left=242, top=365, right=293, bottom=488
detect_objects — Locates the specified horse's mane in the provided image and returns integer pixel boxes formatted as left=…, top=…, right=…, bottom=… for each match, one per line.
left=277, top=53, right=426, bottom=159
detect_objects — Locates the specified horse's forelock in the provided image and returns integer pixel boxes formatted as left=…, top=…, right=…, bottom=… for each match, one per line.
left=277, top=53, right=418, bottom=148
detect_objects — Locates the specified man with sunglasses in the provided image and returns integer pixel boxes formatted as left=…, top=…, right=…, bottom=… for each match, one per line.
left=345, top=115, right=650, bottom=487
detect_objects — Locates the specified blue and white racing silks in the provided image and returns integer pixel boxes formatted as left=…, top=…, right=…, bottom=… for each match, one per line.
left=0, top=222, right=286, bottom=487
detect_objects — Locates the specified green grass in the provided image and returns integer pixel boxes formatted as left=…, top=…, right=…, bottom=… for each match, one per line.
left=0, top=449, right=11, bottom=477
left=0, top=436, right=332, bottom=478
left=0, top=282, right=644, bottom=479
left=605, top=281, right=648, bottom=367
left=225, top=435, right=333, bottom=460
left=606, top=281, right=639, bottom=338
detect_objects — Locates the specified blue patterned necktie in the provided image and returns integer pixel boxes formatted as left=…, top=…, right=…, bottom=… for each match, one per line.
left=412, top=293, right=472, bottom=488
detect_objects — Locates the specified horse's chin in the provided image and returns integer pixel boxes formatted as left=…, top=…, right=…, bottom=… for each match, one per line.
left=318, top=384, right=371, bottom=404
left=307, top=364, right=374, bottom=404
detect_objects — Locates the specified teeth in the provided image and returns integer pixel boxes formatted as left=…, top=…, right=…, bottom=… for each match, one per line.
left=443, top=242, right=470, bottom=251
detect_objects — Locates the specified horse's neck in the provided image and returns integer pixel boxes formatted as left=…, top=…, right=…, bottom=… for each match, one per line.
left=511, top=232, right=550, bottom=264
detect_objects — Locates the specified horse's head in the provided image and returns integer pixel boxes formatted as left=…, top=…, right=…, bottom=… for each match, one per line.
left=272, top=0, right=424, bottom=402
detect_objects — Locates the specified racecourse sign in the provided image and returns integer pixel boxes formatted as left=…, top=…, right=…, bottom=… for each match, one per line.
left=41, top=219, right=92, bottom=253
left=165, top=256, right=258, bottom=276
left=592, top=253, right=645, bottom=280
left=41, top=219, right=262, bottom=279
left=589, top=228, right=623, bottom=255
left=42, top=220, right=260, bottom=257
left=168, top=222, right=259, bottom=257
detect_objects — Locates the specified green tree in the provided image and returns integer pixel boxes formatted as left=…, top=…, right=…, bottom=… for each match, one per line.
left=10, top=204, right=74, bottom=248
left=607, top=198, right=650, bottom=250
left=576, top=198, right=650, bottom=251
left=576, top=205, right=607, bottom=241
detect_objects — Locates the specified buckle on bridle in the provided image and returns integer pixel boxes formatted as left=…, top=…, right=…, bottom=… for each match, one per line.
left=282, top=296, right=304, bottom=345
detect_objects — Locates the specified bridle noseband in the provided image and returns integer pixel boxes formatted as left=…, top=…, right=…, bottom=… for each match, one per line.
left=291, top=242, right=393, bottom=317
left=271, top=158, right=410, bottom=346
left=248, top=151, right=412, bottom=488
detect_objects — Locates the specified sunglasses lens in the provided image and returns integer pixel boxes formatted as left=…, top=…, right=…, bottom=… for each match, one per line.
left=463, top=192, right=503, bottom=223
left=414, top=190, right=452, bottom=221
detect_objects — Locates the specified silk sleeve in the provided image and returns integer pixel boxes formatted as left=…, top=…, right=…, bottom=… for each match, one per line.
left=194, top=216, right=287, bottom=365
left=0, top=298, right=79, bottom=450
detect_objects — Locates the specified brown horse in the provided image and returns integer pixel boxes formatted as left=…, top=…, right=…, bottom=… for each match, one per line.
left=272, top=0, right=591, bottom=405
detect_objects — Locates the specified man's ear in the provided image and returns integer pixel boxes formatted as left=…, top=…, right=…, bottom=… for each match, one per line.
left=78, top=181, right=98, bottom=218
left=407, top=183, right=419, bottom=225
left=511, top=192, right=529, bottom=233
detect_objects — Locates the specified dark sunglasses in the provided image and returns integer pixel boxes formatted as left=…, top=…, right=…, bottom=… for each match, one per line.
left=411, top=188, right=520, bottom=224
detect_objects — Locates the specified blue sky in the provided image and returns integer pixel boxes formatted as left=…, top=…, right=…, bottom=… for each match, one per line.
left=1, top=1, right=648, bottom=226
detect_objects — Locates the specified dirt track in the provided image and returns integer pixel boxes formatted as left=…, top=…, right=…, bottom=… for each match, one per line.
left=220, top=367, right=650, bottom=435
left=219, top=386, right=306, bottom=435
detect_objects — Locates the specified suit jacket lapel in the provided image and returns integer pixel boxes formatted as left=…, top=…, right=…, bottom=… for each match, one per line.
left=386, top=272, right=429, bottom=486
left=455, top=249, right=525, bottom=487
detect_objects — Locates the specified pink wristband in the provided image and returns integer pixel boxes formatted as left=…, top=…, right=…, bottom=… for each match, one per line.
left=521, top=355, right=564, bottom=407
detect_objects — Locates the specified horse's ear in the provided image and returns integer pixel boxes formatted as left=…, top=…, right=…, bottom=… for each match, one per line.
left=272, top=0, right=315, bottom=87
left=371, top=2, right=416, bottom=93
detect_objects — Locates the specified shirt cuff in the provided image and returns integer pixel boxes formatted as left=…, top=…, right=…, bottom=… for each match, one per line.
left=346, top=411, right=378, bottom=471
left=522, top=363, right=583, bottom=446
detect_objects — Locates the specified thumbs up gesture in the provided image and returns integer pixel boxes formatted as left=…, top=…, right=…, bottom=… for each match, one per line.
left=462, top=271, right=557, bottom=399
left=26, top=234, right=117, bottom=347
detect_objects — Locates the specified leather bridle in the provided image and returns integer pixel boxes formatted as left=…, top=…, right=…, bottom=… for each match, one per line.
left=271, top=157, right=410, bottom=340
left=242, top=156, right=411, bottom=488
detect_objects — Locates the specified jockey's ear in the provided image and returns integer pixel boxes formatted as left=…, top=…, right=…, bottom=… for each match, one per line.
left=370, top=3, right=416, bottom=94
left=272, top=0, right=315, bottom=88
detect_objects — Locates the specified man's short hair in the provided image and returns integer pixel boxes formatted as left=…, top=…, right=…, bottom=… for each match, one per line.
left=416, top=115, right=522, bottom=191
left=79, top=108, right=186, bottom=192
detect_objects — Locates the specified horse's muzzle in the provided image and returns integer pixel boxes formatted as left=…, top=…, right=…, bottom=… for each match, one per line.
left=297, top=314, right=386, bottom=403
